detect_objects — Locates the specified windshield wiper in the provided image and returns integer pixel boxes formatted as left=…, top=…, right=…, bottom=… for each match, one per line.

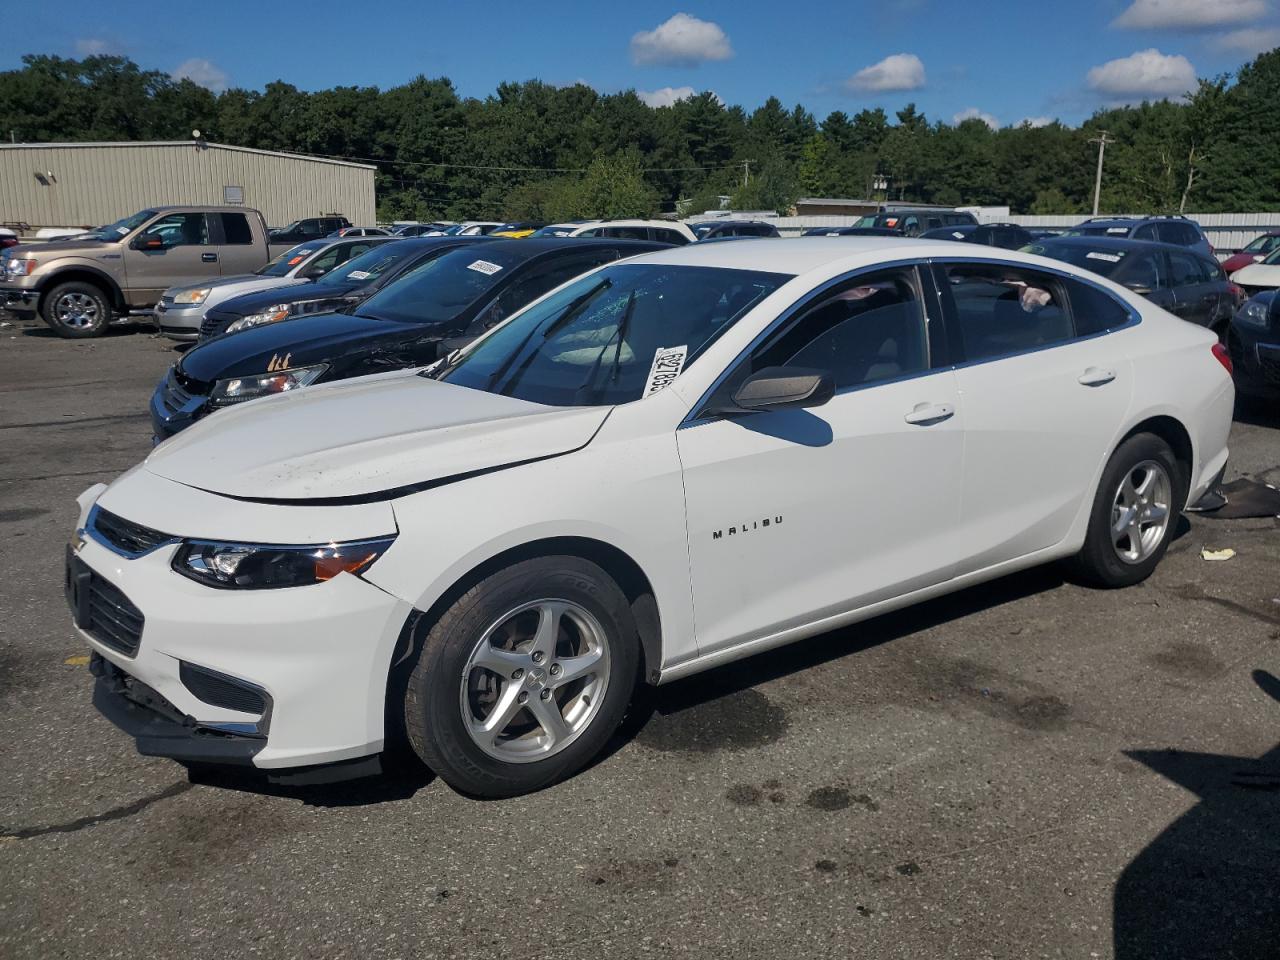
left=573, top=289, right=636, bottom=403
left=470, top=277, right=613, bottom=390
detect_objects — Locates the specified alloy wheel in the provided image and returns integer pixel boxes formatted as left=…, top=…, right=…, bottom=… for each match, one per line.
left=1111, top=459, right=1173, bottom=564
left=459, top=599, right=611, bottom=763
left=55, top=292, right=100, bottom=328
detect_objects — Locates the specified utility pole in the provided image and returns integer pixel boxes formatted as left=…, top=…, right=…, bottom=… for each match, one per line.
left=742, top=159, right=753, bottom=189
left=1088, top=131, right=1115, bottom=217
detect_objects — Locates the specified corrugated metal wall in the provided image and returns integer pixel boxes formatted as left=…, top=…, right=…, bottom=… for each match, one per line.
left=0, top=142, right=376, bottom=229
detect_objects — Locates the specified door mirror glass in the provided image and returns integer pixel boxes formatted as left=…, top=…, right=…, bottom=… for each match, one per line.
left=301, top=264, right=329, bottom=280
left=728, top=366, right=835, bottom=413
left=133, top=233, right=165, bottom=250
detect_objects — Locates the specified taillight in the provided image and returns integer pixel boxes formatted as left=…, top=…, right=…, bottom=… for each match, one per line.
left=1228, top=282, right=1245, bottom=305
left=1212, top=342, right=1233, bottom=376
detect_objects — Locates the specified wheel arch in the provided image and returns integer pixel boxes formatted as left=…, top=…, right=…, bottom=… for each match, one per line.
left=38, top=266, right=127, bottom=312
left=384, top=535, right=664, bottom=743
left=1114, top=414, right=1194, bottom=501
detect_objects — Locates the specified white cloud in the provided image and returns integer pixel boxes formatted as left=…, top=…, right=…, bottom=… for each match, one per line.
left=1019, top=115, right=1056, bottom=127
left=1210, top=25, right=1280, bottom=54
left=630, top=13, right=733, bottom=66
left=953, top=107, right=998, bottom=128
left=75, top=38, right=122, bottom=56
left=845, top=53, right=926, bottom=93
left=637, top=86, right=698, bottom=107
left=171, top=58, right=229, bottom=93
left=1087, top=48, right=1197, bottom=99
left=1113, top=0, right=1267, bottom=30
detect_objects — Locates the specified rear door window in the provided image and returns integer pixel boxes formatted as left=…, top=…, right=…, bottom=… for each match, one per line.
left=601, top=226, right=650, bottom=241
left=219, top=213, right=253, bottom=245
left=651, top=228, right=690, bottom=245
left=1169, top=251, right=1210, bottom=287
left=1132, top=224, right=1158, bottom=241
left=938, top=263, right=1074, bottom=362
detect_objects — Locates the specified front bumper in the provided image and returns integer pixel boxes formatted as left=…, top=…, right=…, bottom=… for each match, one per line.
left=150, top=368, right=213, bottom=441
left=155, top=300, right=202, bottom=341
left=69, top=516, right=413, bottom=771
left=0, top=284, right=39, bottom=317
left=1227, top=326, right=1280, bottom=399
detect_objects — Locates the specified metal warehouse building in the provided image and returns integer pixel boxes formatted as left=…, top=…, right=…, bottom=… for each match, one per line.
left=0, top=141, right=375, bottom=231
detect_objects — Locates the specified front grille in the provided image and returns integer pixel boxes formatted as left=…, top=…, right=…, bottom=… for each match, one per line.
left=180, top=662, right=267, bottom=715
left=84, top=572, right=144, bottom=656
left=159, top=368, right=198, bottom=413
left=1260, top=354, right=1280, bottom=385
left=92, top=507, right=175, bottom=555
left=199, top=311, right=233, bottom=340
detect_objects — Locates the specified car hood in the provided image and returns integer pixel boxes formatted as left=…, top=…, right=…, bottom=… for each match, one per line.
left=9, top=238, right=115, bottom=258
left=144, top=369, right=612, bottom=500
left=178, top=310, right=420, bottom=382
left=1231, top=262, right=1280, bottom=284
left=215, top=281, right=362, bottom=317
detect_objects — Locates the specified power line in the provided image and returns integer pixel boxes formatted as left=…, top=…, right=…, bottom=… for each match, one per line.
left=303, top=149, right=746, bottom=176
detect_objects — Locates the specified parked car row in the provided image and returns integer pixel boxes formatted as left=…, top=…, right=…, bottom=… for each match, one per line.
left=68, top=233, right=1235, bottom=798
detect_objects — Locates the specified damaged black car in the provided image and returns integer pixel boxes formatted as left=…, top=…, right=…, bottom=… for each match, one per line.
left=150, top=237, right=670, bottom=441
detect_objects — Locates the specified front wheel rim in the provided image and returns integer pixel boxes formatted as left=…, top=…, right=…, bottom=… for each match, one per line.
left=459, top=599, right=612, bottom=763
left=1111, top=460, right=1173, bottom=565
left=55, top=292, right=100, bottom=328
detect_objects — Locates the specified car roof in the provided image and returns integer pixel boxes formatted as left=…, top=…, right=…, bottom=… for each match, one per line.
left=489, top=237, right=669, bottom=258
left=1031, top=235, right=1211, bottom=256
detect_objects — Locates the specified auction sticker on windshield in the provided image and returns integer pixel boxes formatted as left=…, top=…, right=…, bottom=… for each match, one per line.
left=467, top=260, right=503, bottom=276
left=1087, top=251, right=1124, bottom=263
left=643, top=345, right=688, bottom=397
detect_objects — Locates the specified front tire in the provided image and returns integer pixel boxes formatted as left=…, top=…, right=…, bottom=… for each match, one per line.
left=42, top=281, right=112, bottom=338
left=1072, top=432, right=1185, bottom=587
left=403, top=556, right=639, bottom=798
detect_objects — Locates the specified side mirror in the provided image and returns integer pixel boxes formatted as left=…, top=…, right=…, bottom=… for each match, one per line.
left=714, top=366, right=835, bottom=416
left=301, top=265, right=328, bottom=280
left=133, top=234, right=164, bottom=250
left=1124, top=282, right=1153, bottom=296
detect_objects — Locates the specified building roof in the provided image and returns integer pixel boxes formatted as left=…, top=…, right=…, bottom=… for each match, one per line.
left=0, top=141, right=376, bottom=171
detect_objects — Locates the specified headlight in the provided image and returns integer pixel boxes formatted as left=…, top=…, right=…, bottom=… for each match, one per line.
left=173, top=535, right=396, bottom=589
left=209, top=364, right=328, bottom=405
left=3, top=257, right=35, bottom=279
left=173, top=287, right=212, bottom=305
left=1235, top=299, right=1272, bottom=330
left=226, top=305, right=292, bottom=333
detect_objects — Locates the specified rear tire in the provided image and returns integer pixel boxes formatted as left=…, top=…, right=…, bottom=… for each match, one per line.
left=1072, top=432, right=1185, bottom=588
left=42, top=281, right=112, bottom=338
left=403, top=555, right=639, bottom=798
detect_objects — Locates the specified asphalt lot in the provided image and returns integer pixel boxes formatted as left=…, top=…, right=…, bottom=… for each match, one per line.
left=1, top=319, right=1277, bottom=960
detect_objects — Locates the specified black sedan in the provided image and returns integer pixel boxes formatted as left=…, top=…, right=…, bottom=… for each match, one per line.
left=919, top=222, right=1035, bottom=250
left=196, top=236, right=495, bottom=341
left=1021, top=236, right=1240, bottom=333
left=1227, top=290, right=1280, bottom=401
left=151, top=238, right=669, bottom=440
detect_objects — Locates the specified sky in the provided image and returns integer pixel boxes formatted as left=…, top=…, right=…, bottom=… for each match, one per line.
left=7, top=0, right=1279, bottom=128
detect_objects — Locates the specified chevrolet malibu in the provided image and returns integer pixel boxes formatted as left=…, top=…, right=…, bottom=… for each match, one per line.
left=68, top=239, right=1234, bottom=797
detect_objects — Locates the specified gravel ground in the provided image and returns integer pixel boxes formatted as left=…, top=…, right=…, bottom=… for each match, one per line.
left=1, top=319, right=1277, bottom=960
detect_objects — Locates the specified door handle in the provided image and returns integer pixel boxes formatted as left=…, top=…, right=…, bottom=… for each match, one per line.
left=903, top=402, right=955, bottom=425
left=201, top=252, right=218, bottom=262
left=1078, top=367, right=1116, bottom=387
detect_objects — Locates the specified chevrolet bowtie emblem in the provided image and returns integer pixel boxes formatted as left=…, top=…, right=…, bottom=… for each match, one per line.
left=267, top=352, right=292, bottom=372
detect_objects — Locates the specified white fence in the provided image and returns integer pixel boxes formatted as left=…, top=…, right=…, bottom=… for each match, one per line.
left=769, top=212, right=1280, bottom=251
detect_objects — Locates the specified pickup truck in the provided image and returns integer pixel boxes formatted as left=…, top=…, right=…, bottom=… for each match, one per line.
left=0, top=205, right=275, bottom=338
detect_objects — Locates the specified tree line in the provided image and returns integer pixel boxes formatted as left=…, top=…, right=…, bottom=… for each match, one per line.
left=1, top=50, right=1277, bottom=222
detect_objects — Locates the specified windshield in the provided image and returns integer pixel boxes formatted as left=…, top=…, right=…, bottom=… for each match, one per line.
left=88, top=209, right=156, bottom=241
left=316, top=243, right=424, bottom=287
left=1022, top=242, right=1130, bottom=277
left=429, top=262, right=791, bottom=407
left=354, top=245, right=529, bottom=323
left=257, top=243, right=323, bottom=277
left=1263, top=246, right=1280, bottom=265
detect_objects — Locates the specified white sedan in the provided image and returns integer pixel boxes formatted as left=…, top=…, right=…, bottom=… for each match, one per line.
left=1230, top=246, right=1280, bottom=296
left=67, top=239, right=1233, bottom=796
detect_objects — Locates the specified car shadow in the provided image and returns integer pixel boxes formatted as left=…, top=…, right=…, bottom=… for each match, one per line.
left=600, top=563, right=1067, bottom=766
left=1114, top=669, right=1280, bottom=958
left=185, top=756, right=436, bottom=808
